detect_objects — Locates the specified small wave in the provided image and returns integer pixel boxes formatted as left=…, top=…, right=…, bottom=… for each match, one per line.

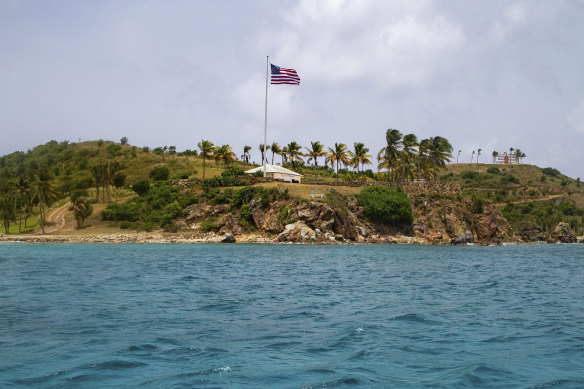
left=392, top=313, right=433, bottom=323
left=127, top=343, right=158, bottom=352
left=301, top=377, right=359, bottom=388
left=13, top=369, right=69, bottom=385
left=180, top=366, right=231, bottom=376
left=528, top=379, right=584, bottom=388
left=179, top=275, right=199, bottom=281
left=87, top=359, right=146, bottom=370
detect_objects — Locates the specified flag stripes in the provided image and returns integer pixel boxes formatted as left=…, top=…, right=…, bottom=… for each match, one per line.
left=271, top=64, right=300, bottom=85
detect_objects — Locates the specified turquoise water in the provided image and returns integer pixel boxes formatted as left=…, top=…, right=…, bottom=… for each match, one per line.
left=1, top=243, right=584, bottom=388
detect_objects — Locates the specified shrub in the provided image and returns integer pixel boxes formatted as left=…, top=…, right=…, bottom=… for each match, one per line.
left=149, top=166, right=170, bottom=181
left=486, top=166, right=500, bottom=174
left=460, top=171, right=479, bottom=180
left=200, top=217, right=216, bottom=232
left=113, top=172, right=127, bottom=188
left=500, top=175, right=520, bottom=185
left=70, top=189, right=88, bottom=203
left=541, top=167, right=561, bottom=178
left=240, top=204, right=253, bottom=223
left=222, top=166, right=245, bottom=177
left=233, top=186, right=260, bottom=207
left=201, top=175, right=247, bottom=188
left=253, top=170, right=264, bottom=178
left=356, top=186, right=413, bottom=226
left=132, top=178, right=150, bottom=196
left=102, top=202, right=141, bottom=222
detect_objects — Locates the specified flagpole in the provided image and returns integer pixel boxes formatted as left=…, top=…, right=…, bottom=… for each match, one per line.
left=263, top=56, right=269, bottom=178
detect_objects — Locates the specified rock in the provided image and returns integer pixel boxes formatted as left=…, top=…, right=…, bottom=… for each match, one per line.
left=277, top=221, right=316, bottom=243
left=519, top=222, right=546, bottom=242
left=334, top=234, right=344, bottom=241
left=221, top=233, right=236, bottom=243
left=451, top=232, right=474, bottom=245
left=553, top=222, right=577, bottom=243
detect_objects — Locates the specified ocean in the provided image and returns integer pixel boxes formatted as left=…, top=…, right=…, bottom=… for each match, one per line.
left=1, top=243, right=583, bottom=388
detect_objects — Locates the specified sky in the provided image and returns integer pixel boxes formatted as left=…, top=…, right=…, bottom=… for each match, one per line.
left=1, top=0, right=584, bottom=178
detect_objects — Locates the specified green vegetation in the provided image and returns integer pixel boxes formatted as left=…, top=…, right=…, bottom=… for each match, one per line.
left=502, top=198, right=584, bottom=235
left=356, top=186, right=413, bottom=226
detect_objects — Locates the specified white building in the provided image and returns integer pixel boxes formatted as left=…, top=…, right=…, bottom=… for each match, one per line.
left=245, top=164, right=303, bottom=183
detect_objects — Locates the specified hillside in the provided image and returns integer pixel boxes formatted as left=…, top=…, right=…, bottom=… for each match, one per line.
left=1, top=140, right=583, bottom=243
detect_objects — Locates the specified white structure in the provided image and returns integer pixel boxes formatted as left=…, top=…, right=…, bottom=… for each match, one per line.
left=245, top=164, right=303, bottom=183
left=495, top=152, right=519, bottom=165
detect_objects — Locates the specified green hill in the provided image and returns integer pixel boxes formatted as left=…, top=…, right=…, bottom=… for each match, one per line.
left=1, top=140, right=583, bottom=241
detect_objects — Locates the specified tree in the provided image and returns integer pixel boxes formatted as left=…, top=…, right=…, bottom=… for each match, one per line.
left=90, top=164, right=106, bottom=203
left=401, top=134, right=418, bottom=182
left=492, top=151, right=499, bottom=164
left=417, top=138, right=431, bottom=179
left=457, top=149, right=462, bottom=164
left=197, top=140, right=215, bottom=178
left=242, top=145, right=251, bottom=164
left=106, top=161, right=123, bottom=201
left=215, top=145, right=237, bottom=170
left=327, top=143, right=349, bottom=184
left=378, top=129, right=402, bottom=183
left=286, top=141, right=304, bottom=170
left=271, top=142, right=281, bottom=165
left=120, top=137, right=128, bottom=145
left=280, top=146, right=288, bottom=165
left=15, top=175, right=29, bottom=233
left=427, top=136, right=452, bottom=182
left=349, top=142, right=372, bottom=173
left=0, top=194, right=16, bottom=233
left=149, top=165, right=170, bottom=181
left=477, top=148, right=482, bottom=165
left=305, top=141, right=325, bottom=181
left=471, top=150, right=475, bottom=164
left=35, top=169, right=56, bottom=234
left=132, top=179, right=150, bottom=196
left=259, top=144, right=270, bottom=165
left=72, top=197, right=93, bottom=228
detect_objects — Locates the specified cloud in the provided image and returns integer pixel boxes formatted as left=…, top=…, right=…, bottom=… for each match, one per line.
left=266, top=0, right=464, bottom=87
left=489, top=2, right=528, bottom=44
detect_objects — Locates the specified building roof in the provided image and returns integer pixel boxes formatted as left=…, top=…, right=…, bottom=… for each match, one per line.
left=245, top=164, right=303, bottom=177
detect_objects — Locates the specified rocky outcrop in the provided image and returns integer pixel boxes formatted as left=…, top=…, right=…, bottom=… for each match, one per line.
left=277, top=221, right=317, bottom=243
left=410, top=196, right=518, bottom=244
left=451, top=232, right=474, bottom=245
left=221, top=233, right=236, bottom=243
left=518, top=222, right=547, bottom=242
left=552, top=222, right=577, bottom=243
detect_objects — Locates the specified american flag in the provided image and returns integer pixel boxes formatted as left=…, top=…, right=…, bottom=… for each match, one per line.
left=270, top=64, right=300, bottom=85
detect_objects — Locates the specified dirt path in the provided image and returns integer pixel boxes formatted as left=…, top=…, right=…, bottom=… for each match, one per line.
left=44, top=203, right=70, bottom=233
left=494, top=194, right=563, bottom=207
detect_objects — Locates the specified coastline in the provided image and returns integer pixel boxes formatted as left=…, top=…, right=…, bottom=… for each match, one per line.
left=0, top=231, right=432, bottom=245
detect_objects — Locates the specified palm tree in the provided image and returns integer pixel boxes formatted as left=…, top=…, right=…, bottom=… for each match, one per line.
left=280, top=146, right=288, bottom=166
left=271, top=142, right=281, bottom=165
left=515, top=148, right=525, bottom=163
left=327, top=143, right=349, bottom=184
left=286, top=141, right=304, bottom=170
left=492, top=151, right=499, bottom=164
left=417, top=138, right=431, bottom=179
left=35, top=169, right=56, bottom=234
left=15, top=175, right=29, bottom=233
left=378, top=129, right=403, bottom=183
left=471, top=150, right=475, bottom=164
left=106, top=161, right=123, bottom=202
left=197, top=140, right=215, bottom=178
left=427, top=137, right=452, bottom=182
left=0, top=194, right=16, bottom=233
left=351, top=142, right=372, bottom=173
left=305, top=141, right=325, bottom=181
left=90, top=164, right=106, bottom=203
left=259, top=144, right=270, bottom=165
left=242, top=145, right=251, bottom=164
left=457, top=149, right=462, bottom=164
left=401, top=134, right=418, bottom=182
left=476, top=148, right=482, bottom=165
left=214, top=145, right=237, bottom=170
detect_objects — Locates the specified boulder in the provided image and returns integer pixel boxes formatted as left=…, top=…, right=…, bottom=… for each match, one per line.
left=221, top=233, right=236, bottom=243
left=553, top=222, right=577, bottom=243
left=277, top=221, right=316, bottom=243
left=450, top=231, right=474, bottom=245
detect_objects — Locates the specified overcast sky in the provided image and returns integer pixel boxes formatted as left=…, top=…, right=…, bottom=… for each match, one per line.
left=2, top=0, right=584, bottom=178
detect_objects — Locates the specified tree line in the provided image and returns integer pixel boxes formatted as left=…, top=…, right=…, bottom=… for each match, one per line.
left=196, top=129, right=453, bottom=184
